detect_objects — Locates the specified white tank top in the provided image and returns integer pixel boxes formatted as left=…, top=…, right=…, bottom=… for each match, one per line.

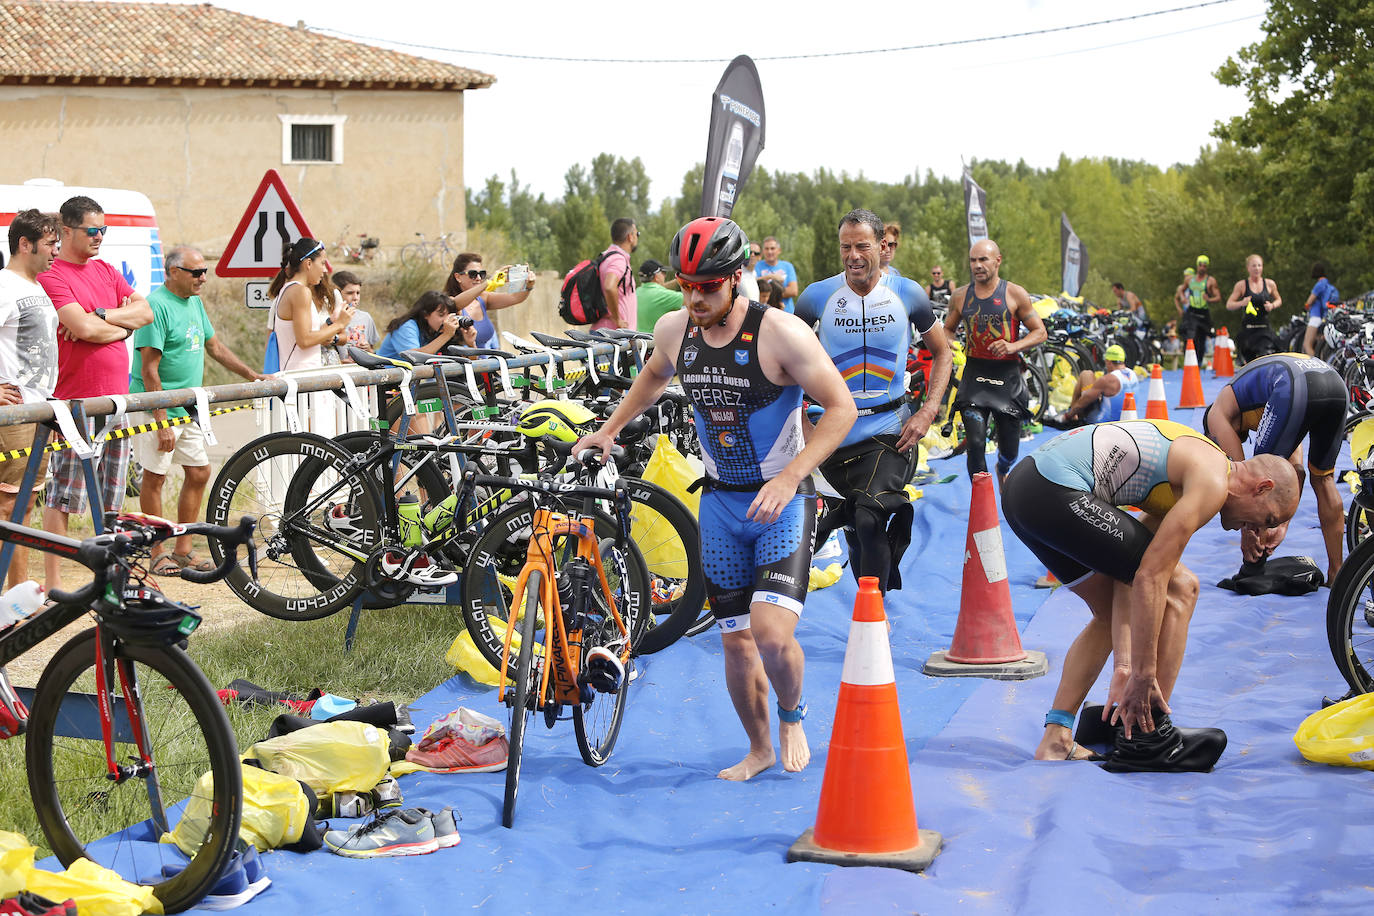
left=272, top=280, right=324, bottom=370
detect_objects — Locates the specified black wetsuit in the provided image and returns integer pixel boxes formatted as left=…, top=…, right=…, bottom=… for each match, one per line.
left=954, top=279, right=1030, bottom=478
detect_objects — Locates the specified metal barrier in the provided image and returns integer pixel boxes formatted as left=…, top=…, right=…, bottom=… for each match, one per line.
left=0, top=343, right=618, bottom=583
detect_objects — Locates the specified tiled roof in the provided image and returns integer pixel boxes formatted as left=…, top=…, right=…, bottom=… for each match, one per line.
left=0, top=1, right=494, bottom=90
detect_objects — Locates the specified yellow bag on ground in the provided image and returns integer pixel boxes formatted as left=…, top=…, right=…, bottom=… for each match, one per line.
left=1293, top=691, right=1374, bottom=769
left=243, top=720, right=391, bottom=796
left=0, top=829, right=35, bottom=897
left=165, top=763, right=314, bottom=855
left=1350, top=416, right=1374, bottom=465
left=25, top=857, right=162, bottom=916
left=808, top=562, right=845, bottom=591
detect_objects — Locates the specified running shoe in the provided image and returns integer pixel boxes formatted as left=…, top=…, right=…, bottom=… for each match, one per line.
left=405, top=733, right=509, bottom=774
left=370, top=775, right=403, bottom=810
left=377, top=550, right=458, bottom=587
left=415, top=806, right=462, bottom=848
left=156, top=844, right=271, bottom=911
left=0, top=894, right=76, bottom=916
left=323, top=809, right=438, bottom=858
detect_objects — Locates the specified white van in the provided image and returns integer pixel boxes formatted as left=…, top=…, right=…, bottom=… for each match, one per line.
left=0, top=178, right=164, bottom=296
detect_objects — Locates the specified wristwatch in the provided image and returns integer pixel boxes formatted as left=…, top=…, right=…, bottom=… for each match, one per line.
left=94, top=308, right=108, bottom=321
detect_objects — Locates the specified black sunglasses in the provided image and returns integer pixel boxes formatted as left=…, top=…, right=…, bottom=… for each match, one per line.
left=173, top=266, right=209, bottom=278
left=464, top=269, right=487, bottom=280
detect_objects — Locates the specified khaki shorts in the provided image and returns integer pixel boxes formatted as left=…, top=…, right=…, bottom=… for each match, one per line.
left=0, top=423, right=50, bottom=494
left=134, top=413, right=210, bottom=476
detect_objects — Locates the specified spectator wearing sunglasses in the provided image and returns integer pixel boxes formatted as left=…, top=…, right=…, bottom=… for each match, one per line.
left=443, top=252, right=535, bottom=349
left=881, top=221, right=903, bottom=278
left=268, top=237, right=353, bottom=372
left=129, top=245, right=263, bottom=574
left=37, top=195, right=153, bottom=592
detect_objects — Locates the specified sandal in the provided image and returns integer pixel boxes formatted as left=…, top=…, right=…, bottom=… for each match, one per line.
left=168, top=551, right=216, bottom=573
left=151, top=554, right=183, bottom=576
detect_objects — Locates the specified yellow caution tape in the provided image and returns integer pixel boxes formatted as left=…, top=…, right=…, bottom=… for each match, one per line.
left=0, top=403, right=254, bottom=463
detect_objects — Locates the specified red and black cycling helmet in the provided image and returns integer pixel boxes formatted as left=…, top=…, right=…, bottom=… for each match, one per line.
left=669, top=217, right=750, bottom=278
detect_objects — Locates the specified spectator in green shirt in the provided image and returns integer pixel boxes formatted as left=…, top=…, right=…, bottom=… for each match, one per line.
left=130, top=246, right=263, bottom=573
left=635, top=259, right=684, bottom=333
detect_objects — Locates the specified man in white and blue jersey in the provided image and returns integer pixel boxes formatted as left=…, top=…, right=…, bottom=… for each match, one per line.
left=796, top=209, right=953, bottom=593
left=1044, top=344, right=1139, bottom=429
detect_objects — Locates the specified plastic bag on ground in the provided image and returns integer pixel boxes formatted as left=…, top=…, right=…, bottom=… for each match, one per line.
left=0, top=829, right=35, bottom=897
left=165, top=763, right=315, bottom=855
left=415, top=706, right=505, bottom=752
left=1293, top=691, right=1374, bottom=769
left=24, top=857, right=162, bottom=916
left=244, top=720, right=392, bottom=796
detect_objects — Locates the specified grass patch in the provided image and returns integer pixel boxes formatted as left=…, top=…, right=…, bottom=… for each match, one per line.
left=0, top=602, right=476, bottom=859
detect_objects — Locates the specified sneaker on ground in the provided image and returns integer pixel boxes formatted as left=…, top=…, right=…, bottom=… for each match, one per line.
left=157, top=844, right=271, bottom=911
left=370, top=775, right=403, bottom=810
left=405, top=733, right=509, bottom=774
left=415, top=806, right=461, bottom=848
left=378, top=550, right=458, bottom=587
left=323, top=809, right=438, bottom=858
left=0, top=893, right=76, bottom=916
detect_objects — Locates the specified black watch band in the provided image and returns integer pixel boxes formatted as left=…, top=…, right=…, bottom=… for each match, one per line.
left=94, top=308, right=108, bottom=321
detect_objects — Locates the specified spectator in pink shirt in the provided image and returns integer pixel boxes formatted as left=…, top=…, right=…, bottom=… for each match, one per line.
left=37, top=195, right=152, bottom=591
left=593, top=218, right=638, bottom=331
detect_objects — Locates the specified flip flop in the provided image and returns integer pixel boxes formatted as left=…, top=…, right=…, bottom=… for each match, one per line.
left=1066, top=741, right=1106, bottom=762
left=169, top=551, right=216, bottom=573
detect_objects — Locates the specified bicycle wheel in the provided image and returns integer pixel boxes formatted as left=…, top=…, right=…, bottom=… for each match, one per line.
left=503, top=569, right=541, bottom=829
left=399, top=243, right=425, bottom=266
left=1346, top=499, right=1373, bottom=552
left=618, top=477, right=706, bottom=656
left=1021, top=362, right=1048, bottom=422
left=26, top=629, right=241, bottom=913
left=573, top=591, right=632, bottom=767
left=1327, top=536, right=1374, bottom=694
left=206, top=432, right=381, bottom=620
left=462, top=503, right=651, bottom=678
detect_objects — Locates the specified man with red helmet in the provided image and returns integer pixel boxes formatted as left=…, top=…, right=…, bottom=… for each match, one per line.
left=577, top=216, right=856, bottom=781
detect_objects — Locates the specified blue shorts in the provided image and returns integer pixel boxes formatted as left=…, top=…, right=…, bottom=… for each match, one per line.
left=699, top=488, right=816, bottom=631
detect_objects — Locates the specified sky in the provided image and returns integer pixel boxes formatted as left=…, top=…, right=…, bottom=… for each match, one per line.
left=214, top=0, right=1272, bottom=205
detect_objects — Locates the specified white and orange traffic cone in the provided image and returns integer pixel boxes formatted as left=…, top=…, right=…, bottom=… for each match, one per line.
left=788, top=576, right=942, bottom=872
left=924, top=473, right=1047, bottom=680
left=1145, top=365, right=1169, bottom=420
left=1213, top=327, right=1234, bottom=377
left=1119, top=391, right=1138, bottom=422
left=1178, top=340, right=1206, bottom=408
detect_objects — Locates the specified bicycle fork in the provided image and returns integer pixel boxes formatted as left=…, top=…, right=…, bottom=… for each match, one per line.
left=93, top=628, right=169, bottom=831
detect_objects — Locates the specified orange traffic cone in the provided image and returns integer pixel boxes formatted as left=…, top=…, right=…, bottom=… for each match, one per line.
left=1213, top=327, right=1234, bottom=377
left=924, top=473, right=1047, bottom=679
left=1119, top=391, right=1138, bottom=422
left=1178, top=340, right=1206, bottom=408
left=788, top=576, right=942, bottom=872
left=1145, top=365, right=1169, bottom=420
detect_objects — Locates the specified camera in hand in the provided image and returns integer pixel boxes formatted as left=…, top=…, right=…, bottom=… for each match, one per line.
left=457, top=313, right=474, bottom=330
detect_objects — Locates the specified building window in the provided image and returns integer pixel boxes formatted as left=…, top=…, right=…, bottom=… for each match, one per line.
left=279, top=115, right=346, bottom=165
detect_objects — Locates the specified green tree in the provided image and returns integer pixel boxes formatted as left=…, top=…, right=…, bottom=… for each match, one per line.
left=1214, top=0, right=1374, bottom=290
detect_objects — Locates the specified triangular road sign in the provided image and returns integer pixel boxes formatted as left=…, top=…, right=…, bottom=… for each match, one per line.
left=216, top=170, right=317, bottom=277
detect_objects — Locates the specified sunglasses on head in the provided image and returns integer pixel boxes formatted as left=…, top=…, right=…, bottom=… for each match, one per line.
left=173, top=266, right=208, bottom=278
left=677, top=274, right=730, bottom=294
left=75, top=225, right=108, bottom=238
left=464, top=269, right=487, bottom=280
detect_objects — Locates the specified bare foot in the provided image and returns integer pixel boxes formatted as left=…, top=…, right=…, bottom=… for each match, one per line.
left=779, top=720, right=810, bottom=772
left=1034, top=724, right=1094, bottom=761
left=718, top=748, right=775, bottom=781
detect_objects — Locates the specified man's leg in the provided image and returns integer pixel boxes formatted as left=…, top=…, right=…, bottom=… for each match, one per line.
left=1154, top=563, right=1200, bottom=701
left=1035, top=572, right=1114, bottom=760
left=992, top=409, right=1022, bottom=486
left=719, top=628, right=774, bottom=781
left=961, top=406, right=989, bottom=477
left=174, top=463, right=212, bottom=557
left=42, top=506, right=68, bottom=592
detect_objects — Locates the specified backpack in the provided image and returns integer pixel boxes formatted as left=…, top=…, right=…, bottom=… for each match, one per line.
left=263, top=329, right=281, bottom=374
left=559, top=249, right=629, bottom=325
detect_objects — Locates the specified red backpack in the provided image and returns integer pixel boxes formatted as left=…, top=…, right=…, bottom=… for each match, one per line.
left=559, top=250, right=630, bottom=325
